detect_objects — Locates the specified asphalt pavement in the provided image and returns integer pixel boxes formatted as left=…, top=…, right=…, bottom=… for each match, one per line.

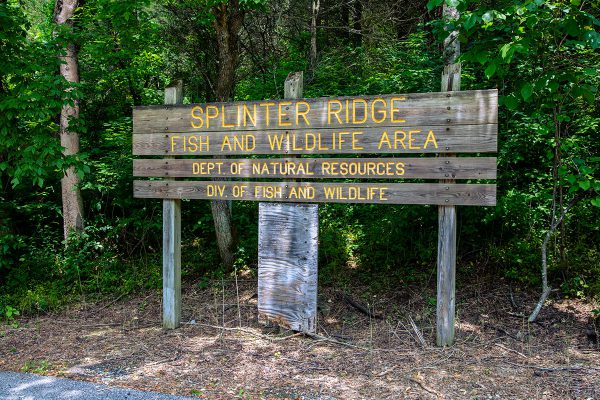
left=0, top=372, right=196, bottom=400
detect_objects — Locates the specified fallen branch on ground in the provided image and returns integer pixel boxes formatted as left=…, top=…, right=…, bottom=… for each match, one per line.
left=343, top=294, right=384, bottom=320
left=409, top=373, right=445, bottom=399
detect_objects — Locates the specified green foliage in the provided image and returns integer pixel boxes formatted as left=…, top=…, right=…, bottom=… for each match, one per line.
left=0, top=1, right=70, bottom=188
left=1, top=0, right=599, bottom=322
left=427, top=0, right=600, bottom=287
left=21, top=360, right=50, bottom=374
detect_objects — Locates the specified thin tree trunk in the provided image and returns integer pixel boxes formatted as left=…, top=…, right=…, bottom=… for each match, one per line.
left=210, top=1, right=244, bottom=269
left=351, top=0, right=362, bottom=46
left=54, top=0, right=84, bottom=241
left=310, top=0, right=320, bottom=75
left=528, top=191, right=588, bottom=322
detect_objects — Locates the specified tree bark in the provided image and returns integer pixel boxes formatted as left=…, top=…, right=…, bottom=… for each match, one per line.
left=351, top=0, right=362, bottom=47
left=54, top=0, right=84, bottom=241
left=210, top=0, right=244, bottom=269
left=309, top=0, right=320, bottom=75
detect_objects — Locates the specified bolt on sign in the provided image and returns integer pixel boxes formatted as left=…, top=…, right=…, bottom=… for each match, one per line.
left=133, top=89, right=498, bottom=205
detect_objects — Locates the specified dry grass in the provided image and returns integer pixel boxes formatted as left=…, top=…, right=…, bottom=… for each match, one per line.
left=0, top=278, right=598, bottom=399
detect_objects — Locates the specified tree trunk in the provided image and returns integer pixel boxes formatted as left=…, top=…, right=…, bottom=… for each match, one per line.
left=309, top=0, right=320, bottom=75
left=351, top=0, right=362, bottom=47
left=210, top=1, right=244, bottom=269
left=54, top=0, right=84, bottom=241
left=340, top=1, right=350, bottom=43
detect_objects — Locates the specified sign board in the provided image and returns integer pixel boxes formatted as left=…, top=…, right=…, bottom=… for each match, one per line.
left=133, top=89, right=498, bottom=206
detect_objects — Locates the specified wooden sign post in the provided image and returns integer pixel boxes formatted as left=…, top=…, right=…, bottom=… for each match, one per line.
left=258, top=72, right=319, bottom=332
left=162, top=81, right=183, bottom=329
left=436, top=4, right=462, bottom=347
left=132, top=82, right=498, bottom=343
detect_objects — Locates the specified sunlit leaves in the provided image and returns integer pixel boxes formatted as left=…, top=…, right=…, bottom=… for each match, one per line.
left=520, top=82, right=533, bottom=101
left=484, top=61, right=497, bottom=78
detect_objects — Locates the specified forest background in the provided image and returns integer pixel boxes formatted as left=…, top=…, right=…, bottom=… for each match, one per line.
left=0, top=0, right=598, bottom=322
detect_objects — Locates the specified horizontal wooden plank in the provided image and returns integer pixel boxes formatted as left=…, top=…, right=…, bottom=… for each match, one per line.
left=133, top=157, right=497, bottom=180
left=133, top=123, right=497, bottom=155
left=133, top=180, right=496, bottom=206
left=133, top=89, right=498, bottom=134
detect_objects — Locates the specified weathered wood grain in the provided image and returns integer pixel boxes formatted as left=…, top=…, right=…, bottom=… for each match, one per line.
left=259, top=72, right=318, bottom=333
left=258, top=202, right=318, bottom=332
left=133, top=180, right=496, bottom=206
left=163, top=197, right=181, bottom=329
left=437, top=3, right=461, bottom=347
left=133, top=89, right=497, bottom=134
left=132, top=123, right=498, bottom=155
left=162, top=82, right=182, bottom=330
left=133, top=157, right=497, bottom=180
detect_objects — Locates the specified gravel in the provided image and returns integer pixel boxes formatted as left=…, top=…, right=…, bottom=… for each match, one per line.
left=0, top=372, right=197, bottom=400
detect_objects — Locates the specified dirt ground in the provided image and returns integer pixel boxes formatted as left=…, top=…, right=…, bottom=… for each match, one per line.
left=0, top=277, right=598, bottom=400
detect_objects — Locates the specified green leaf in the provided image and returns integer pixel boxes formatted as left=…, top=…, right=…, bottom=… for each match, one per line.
left=547, top=81, right=559, bottom=93
left=500, top=43, right=513, bottom=61
left=482, top=11, right=493, bottom=23
left=476, top=51, right=489, bottom=65
left=502, top=94, right=519, bottom=110
left=521, top=83, right=533, bottom=101
left=578, top=180, right=591, bottom=190
left=484, top=62, right=497, bottom=78
left=463, top=14, right=478, bottom=30
left=427, top=0, right=444, bottom=11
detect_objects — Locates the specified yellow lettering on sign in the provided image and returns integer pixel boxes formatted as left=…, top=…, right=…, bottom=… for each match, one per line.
left=192, top=161, right=224, bottom=175
left=424, top=130, right=438, bottom=149
left=191, top=106, right=204, bottom=128
left=352, top=99, right=367, bottom=124
left=255, top=185, right=282, bottom=199
left=221, top=105, right=234, bottom=128
left=242, top=104, right=256, bottom=127
left=378, top=131, right=391, bottom=150
left=207, top=184, right=226, bottom=197
left=305, top=132, right=316, bottom=150
left=221, top=134, right=255, bottom=152
left=322, top=185, right=388, bottom=201
left=246, top=134, right=256, bottom=151
left=268, top=133, right=285, bottom=150
left=390, top=97, right=406, bottom=123
left=396, top=162, right=405, bottom=175
left=345, top=99, right=350, bottom=123
left=220, top=135, right=231, bottom=152
left=352, top=131, right=364, bottom=150
left=296, top=101, right=311, bottom=126
left=259, top=102, right=275, bottom=126
left=394, top=130, right=407, bottom=149
left=317, top=132, right=329, bottom=150
left=338, top=131, right=349, bottom=149
left=205, top=105, right=219, bottom=128
left=289, top=186, right=314, bottom=199
left=371, top=98, right=387, bottom=123
left=408, top=130, right=421, bottom=150
left=327, top=100, right=343, bottom=124
left=198, top=135, right=209, bottom=152
left=291, top=133, right=303, bottom=151
left=170, top=136, right=181, bottom=152
left=187, top=135, right=199, bottom=152
left=279, top=101, right=292, bottom=127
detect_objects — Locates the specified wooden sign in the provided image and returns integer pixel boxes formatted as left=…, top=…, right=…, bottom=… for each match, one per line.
left=142, top=75, right=498, bottom=341
left=133, top=181, right=495, bottom=206
left=133, top=90, right=497, bottom=134
left=134, top=157, right=496, bottom=180
left=133, top=90, right=497, bottom=156
left=133, top=89, right=498, bottom=207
